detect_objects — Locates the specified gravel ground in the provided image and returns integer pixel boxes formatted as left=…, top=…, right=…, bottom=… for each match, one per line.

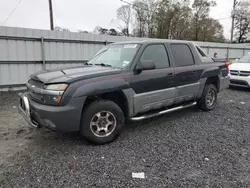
left=0, top=91, right=33, bottom=168
left=0, top=88, right=250, bottom=188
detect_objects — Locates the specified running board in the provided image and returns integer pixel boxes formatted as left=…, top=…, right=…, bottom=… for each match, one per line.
left=130, top=102, right=197, bottom=121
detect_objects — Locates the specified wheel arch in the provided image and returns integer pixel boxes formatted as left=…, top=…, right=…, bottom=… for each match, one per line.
left=205, top=76, right=220, bottom=92
left=200, top=67, right=221, bottom=92
left=198, top=75, right=220, bottom=99
left=82, top=90, right=130, bottom=119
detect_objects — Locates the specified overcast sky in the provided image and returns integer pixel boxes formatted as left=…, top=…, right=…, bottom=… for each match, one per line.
left=0, top=0, right=233, bottom=39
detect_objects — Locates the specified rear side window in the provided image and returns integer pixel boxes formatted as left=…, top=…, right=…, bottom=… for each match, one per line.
left=170, top=44, right=195, bottom=67
left=140, top=44, right=170, bottom=68
left=196, top=46, right=207, bottom=57
left=195, top=45, right=214, bottom=63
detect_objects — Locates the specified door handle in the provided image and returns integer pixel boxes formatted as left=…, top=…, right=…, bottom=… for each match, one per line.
left=192, top=70, right=197, bottom=73
left=167, top=73, right=174, bottom=78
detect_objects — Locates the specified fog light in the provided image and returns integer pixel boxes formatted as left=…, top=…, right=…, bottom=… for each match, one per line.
left=44, top=119, right=56, bottom=129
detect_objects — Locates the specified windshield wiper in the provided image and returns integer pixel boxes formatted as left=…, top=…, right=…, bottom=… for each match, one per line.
left=94, top=63, right=112, bottom=67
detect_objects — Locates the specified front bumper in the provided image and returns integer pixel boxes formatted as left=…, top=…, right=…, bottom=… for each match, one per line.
left=18, top=93, right=86, bottom=132
left=18, top=93, right=40, bottom=128
left=229, top=75, right=250, bottom=88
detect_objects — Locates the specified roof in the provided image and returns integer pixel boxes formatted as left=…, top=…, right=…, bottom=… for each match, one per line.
left=111, top=39, right=195, bottom=45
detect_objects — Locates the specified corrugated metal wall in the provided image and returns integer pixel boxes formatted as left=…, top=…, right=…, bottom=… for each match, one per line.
left=0, top=26, right=250, bottom=89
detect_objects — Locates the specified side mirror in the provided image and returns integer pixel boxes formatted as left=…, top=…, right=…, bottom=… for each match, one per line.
left=136, top=60, right=156, bottom=72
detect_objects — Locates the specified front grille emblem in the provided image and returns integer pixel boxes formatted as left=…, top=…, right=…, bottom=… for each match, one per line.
left=31, top=85, right=35, bottom=88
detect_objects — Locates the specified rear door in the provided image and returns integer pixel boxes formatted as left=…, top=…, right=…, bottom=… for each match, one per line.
left=169, top=43, right=200, bottom=103
left=130, top=43, right=175, bottom=114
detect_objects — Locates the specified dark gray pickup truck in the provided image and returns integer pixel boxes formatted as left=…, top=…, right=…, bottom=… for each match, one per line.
left=19, top=40, right=230, bottom=144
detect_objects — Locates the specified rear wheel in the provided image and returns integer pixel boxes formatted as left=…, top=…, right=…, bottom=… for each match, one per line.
left=80, top=100, right=124, bottom=144
left=197, top=84, right=217, bottom=111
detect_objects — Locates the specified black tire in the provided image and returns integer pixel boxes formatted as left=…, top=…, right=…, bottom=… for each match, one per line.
left=197, top=84, right=217, bottom=111
left=80, top=100, right=124, bottom=144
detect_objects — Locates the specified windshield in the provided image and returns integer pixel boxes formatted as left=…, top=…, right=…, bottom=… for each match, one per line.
left=238, top=54, right=250, bottom=63
left=88, top=44, right=140, bottom=68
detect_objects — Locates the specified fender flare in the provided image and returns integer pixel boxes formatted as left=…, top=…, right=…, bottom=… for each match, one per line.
left=197, top=67, right=221, bottom=98
left=200, top=67, right=221, bottom=79
left=72, top=79, right=131, bottom=98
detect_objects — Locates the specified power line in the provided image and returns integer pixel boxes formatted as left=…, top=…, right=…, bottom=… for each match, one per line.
left=217, top=10, right=231, bottom=19
left=216, top=17, right=231, bottom=21
left=2, top=0, right=24, bottom=26
left=120, top=0, right=132, bottom=6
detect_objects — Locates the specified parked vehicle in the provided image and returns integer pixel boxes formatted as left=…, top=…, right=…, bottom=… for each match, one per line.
left=18, top=40, right=230, bottom=144
left=229, top=54, right=250, bottom=88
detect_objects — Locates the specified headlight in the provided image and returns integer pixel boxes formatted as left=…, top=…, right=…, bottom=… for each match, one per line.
left=44, top=83, right=68, bottom=91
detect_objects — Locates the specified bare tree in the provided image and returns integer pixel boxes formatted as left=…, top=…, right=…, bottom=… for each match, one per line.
left=199, top=18, right=225, bottom=42
left=234, top=1, right=250, bottom=43
left=78, top=30, right=89, bottom=33
left=143, top=0, right=158, bottom=38
left=156, top=0, right=191, bottom=39
left=93, top=26, right=108, bottom=35
left=93, top=26, right=120, bottom=36
left=170, top=5, right=193, bottom=40
left=117, top=5, right=132, bottom=36
left=133, top=0, right=148, bottom=37
left=192, top=0, right=216, bottom=41
left=54, top=26, right=70, bottom=32
left=109, top=28, right=119, bottom=36
left=113, top=0, right=225, bottom=42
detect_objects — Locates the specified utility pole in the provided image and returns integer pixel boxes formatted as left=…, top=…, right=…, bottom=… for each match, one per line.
left=48, top=0, right=54, bottom=30
left=230, top=0, right=238, bottom=43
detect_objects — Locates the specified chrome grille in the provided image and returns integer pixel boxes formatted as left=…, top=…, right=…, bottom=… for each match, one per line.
left=230, top=70, right=250, bottom=77
left=240, top=71, right=250, bottom=76
left=28, top=79, right=44, bottom=89
left=27, top=79, right=45, bottom=103
left=230, top=70, right=239, bottom=76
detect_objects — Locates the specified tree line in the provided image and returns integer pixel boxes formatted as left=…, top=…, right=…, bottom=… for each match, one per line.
left=55, top=0, right=250, bottom=43
left=111, top=0, right=226, bottom=42
left=234, top=0, right=250, bottom=43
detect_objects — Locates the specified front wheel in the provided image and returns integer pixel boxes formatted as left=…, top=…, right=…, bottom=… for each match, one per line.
left=80, top=100, right=124, bottom=144
left=197, top=84, right=217, bottom=111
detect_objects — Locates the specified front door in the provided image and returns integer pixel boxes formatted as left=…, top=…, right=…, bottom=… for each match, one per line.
left=130, top=44, right=175, bottom=114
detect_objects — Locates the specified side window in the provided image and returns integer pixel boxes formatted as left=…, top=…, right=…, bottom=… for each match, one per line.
left=140, top=44, right=169, bottom=68
left=196, top=46, right=214, bottom=63
left=170, top=44, right=195, bottom=67
left=196, top=46, right=207, bottom=57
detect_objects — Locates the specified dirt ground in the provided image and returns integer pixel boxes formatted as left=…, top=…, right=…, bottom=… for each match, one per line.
left=0, top=92, right=30, bottom=166
left=1, top=88, right=250, bottom=187
left=0, top=91, right=62, bottom=184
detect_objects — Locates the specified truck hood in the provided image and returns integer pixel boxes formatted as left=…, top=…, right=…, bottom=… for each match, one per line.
left=30, top=65, right=122, bottom=83
left=229, top=63, right=250, bottom=71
